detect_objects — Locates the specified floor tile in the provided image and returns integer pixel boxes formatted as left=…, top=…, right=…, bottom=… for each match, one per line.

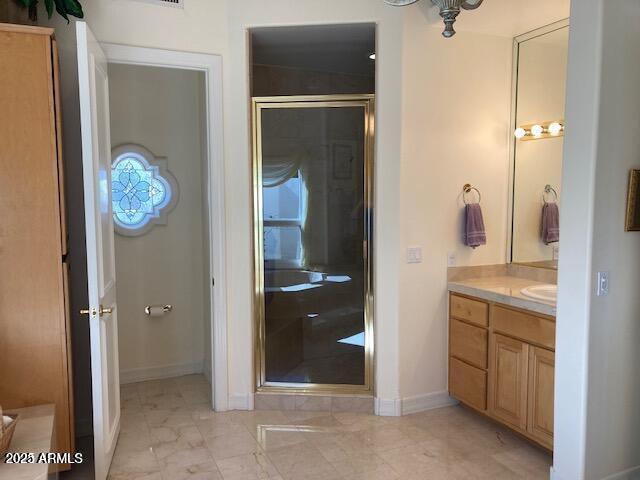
left=215, top=450, right=280, bottom=479
left=109, top=376, right=552, bottom=480
left=205, top=429, right=262, bottom=461
left=160, top=460, right=223, bottom=480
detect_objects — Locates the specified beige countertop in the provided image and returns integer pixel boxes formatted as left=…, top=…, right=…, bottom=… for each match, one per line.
left=448, top=275, right=556, bottom=317
left=0, top=404, right=56, bottom=480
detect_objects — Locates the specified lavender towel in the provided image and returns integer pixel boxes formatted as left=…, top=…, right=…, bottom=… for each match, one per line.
left=542, top=202, right=560, bottom=245
left=464, top=203, right=487, bottom=249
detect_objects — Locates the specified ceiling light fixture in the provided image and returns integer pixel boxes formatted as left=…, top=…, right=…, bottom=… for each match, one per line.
left=383, top=0, right=484, bottom=38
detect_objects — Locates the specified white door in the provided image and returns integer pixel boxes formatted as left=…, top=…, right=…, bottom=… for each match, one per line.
left=77, top=21, right=121, bottom=480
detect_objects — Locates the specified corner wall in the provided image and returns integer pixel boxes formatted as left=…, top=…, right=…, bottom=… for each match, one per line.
left=584, top=0, right=640, bottom=477
left=555, top=0, right=640, bottom=478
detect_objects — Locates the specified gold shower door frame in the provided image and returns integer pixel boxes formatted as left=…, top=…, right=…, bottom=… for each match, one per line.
left=252, top=95, right=375, bottom=395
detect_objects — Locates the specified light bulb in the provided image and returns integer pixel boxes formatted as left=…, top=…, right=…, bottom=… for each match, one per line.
left=548, top=122, right=563, bottom=136
left=514, top=127, right=527, bottom=139
left=531, top=124, right=544, bottom=137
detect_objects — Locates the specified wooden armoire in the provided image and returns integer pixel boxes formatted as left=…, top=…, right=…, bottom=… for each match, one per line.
left=0, top=23, right=74, bottom=469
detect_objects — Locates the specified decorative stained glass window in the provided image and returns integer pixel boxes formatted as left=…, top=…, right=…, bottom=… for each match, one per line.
left=111, top=145, right=178, bottom=236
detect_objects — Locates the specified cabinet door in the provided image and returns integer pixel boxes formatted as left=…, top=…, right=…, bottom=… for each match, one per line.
left=527, top=346, right=555, bottom=449
left=488, top=333, right=529, bottom=430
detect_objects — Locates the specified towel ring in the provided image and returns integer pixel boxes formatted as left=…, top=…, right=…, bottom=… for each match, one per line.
left=463, top=183, right=482, bottom=205
left=543, top=184, right=559, bottom=203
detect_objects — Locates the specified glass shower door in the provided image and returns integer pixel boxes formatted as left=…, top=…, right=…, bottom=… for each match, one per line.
left=253, top=96, right=374, bottom=392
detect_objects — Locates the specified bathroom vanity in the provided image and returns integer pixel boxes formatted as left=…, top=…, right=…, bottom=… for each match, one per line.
left=448, top=275, right=556, bottom=450
left=445, top=19, right=570, bottom=451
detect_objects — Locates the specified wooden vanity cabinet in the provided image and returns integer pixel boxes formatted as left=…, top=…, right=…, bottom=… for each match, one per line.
left=449, top=293, right=555, bottom=450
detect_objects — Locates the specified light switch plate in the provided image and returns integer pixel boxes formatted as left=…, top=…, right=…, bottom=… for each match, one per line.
left=447, top=252, right=457, bottom=267
left=597, top=271, right=610, bottom=296
left=407, top=247, right=423, bottom=264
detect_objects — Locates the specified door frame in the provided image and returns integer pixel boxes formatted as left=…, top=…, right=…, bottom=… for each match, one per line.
left=101, top=43, right=229, bottom=411
left=251, top=94, right=375, bottom=395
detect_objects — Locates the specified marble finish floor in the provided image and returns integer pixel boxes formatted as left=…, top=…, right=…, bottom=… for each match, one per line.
left=110, top=374, right=552, bottom=480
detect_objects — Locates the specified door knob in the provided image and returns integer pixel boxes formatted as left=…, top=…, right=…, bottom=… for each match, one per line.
left=80, top=305, right=115, bottom=317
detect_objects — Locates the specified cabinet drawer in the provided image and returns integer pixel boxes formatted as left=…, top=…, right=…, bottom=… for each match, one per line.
left=450, top=319, right=488, bottom=369
left=449, top=357, right=487, bottom=411
left=450, top=294, right=489, bottom=327
left=491, top=305, right=555, bottom=350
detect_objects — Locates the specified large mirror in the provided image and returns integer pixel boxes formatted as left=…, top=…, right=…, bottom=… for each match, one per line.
left=510, top=22, right=569, bottom=269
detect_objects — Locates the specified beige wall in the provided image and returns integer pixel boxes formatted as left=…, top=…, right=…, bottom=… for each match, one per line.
left=82, top=0, right=228, bottom=55
left=70, top=0, right=518, bottom=410
left=398, top=19, right=512, bottom=401
left=109, top=64, right=208, bottom=382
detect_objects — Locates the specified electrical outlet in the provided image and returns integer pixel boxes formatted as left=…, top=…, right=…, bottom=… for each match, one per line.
left=597, top=271, right=610, bottom=296
left=407, top=247, right=423, bottom=264
left=447, top=252, right=457, bottom=267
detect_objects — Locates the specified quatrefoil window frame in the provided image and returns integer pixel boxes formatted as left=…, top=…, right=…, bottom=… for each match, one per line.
left=111, top=144, right=179, bottom=237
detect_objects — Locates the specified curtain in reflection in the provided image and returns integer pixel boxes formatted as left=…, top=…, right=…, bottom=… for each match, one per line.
left=262, top=153, right=302, bottom=188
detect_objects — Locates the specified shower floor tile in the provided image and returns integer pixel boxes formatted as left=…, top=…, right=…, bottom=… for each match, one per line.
left=107, top=375, right=552, bottom=480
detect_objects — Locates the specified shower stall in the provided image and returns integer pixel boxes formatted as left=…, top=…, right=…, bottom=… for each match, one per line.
left=253, top=95, right=374, bottom=393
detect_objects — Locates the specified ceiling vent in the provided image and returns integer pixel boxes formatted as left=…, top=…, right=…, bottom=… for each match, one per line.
left=125, top=0, right=184, bottom=8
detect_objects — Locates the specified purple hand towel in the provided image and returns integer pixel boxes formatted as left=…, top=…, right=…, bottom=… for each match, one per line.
left=464, top=203, right=486, bottom=249
left=542, top=202, right=560, bottom=244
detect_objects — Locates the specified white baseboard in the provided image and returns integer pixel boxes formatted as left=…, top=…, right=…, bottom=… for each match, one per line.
left=602, top=465, right=640, bottom=480
left=401, top=391, right=458, bottom=415
left=120, top=361, right=203, bottom=384
left=229, top=393, right=254, bottom=411
left=376, top=391, right=458, bottom=417
left=375, top=397, right=402, bottom=416
left=551, top=464, right=640, bottom=480
left=549, top=466, right=561, bottom=480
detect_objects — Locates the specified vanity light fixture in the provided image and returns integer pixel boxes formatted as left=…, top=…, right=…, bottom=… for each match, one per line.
left=383, top=0, right=484, bottom=38
left=514, top=127, right=527, bottom=139
left=514, top=120, right=565, bottom=141
left=548, top=122, right=564, bottom=136
left=531, top=124, right=544, bottom=137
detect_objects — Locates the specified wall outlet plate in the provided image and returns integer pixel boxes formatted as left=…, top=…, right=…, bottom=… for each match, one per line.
left=447, top=252, right=457, bottom=267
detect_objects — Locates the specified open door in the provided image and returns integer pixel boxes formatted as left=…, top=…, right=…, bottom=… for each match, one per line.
left=77, top=21, right=121, bottom=480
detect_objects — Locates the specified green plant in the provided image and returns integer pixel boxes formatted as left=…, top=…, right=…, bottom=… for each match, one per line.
left=17, top=0, right=84, bottom=22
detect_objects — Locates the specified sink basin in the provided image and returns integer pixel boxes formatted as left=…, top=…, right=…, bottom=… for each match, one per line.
left=520, top=284, right=557, bottom=303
